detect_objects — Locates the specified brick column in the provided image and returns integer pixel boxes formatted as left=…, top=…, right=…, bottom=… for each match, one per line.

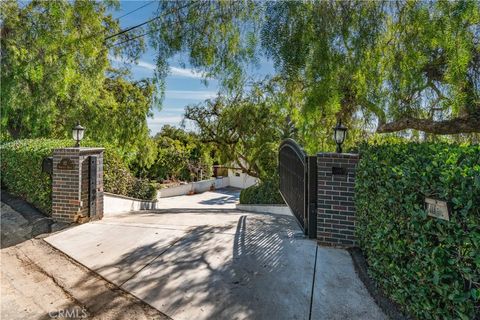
left=52, top=148, right=104, bottom=223
left=316, top=152, right=359, bottom=247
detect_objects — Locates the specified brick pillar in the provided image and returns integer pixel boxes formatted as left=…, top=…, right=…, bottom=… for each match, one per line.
left=52, top=148, right=104, bottom=223
left=316, top=152, right=359, bottom=247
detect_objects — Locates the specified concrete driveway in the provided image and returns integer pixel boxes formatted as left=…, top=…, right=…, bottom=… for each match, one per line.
left=45, top=190, right=385, bottom=320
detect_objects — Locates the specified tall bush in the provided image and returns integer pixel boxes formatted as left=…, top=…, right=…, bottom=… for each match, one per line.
left=1, top=139, right=156, bottom=215
left=355, top=142, right=480, bottom=319
left=1, top=139, right=69, bottom=213
left=148, top=125, right=214, bottom=182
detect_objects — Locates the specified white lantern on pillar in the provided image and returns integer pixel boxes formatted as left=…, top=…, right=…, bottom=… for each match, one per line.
left=333, top=120, right=347, bottom=153
left=72, top=123, right=85, bottom=147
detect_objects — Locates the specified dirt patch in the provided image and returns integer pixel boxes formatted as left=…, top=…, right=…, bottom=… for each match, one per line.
left=1, top=191, right=54, bottom=248
left=1, top=239, right=170, bottom=320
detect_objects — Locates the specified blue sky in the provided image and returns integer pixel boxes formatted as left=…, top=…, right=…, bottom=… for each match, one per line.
left=110, top=1, right=274, bottom=135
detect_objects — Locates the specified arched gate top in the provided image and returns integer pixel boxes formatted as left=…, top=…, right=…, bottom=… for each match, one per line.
left=279, top=138, right=307, bottom=165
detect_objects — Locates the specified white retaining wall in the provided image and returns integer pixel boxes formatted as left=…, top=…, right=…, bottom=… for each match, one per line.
left=157, top=177, right=230, bottom=199
left=104, top=193, right=157, bottom=216
left=228, top=169, right=259, bottom=189
left=104, top=175, right=257, bottom=215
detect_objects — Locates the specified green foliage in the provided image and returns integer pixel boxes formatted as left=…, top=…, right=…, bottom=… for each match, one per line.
left=99, top=144, right=155, bottom=200
left=355, top=142, right=480, bottom=319
left=1, top=0, right=155, bottom=163
left=149, top=0, right=259, bottom=90
left=262, top=1, right=480, bottom=135
left=239, top=178, right=284, bottom=205
left=87, top=77, right=156, bottom=164
left=145, top=125, right=214, bottom=183
left=1, top=139, right=70, bottom=214
left=152, top=1, right=479, bottom=135
left=185, top=79, right=295, bottom=180
left=1, top=139, right=156, bottom=215
left=129, top=178, right=157, bottom=201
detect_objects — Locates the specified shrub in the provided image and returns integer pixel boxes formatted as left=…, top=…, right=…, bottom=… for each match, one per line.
left=1, top=139, right=70, bottom=214
left=355, top=142, right=480, bottom=319
left=101, top=146, right=156, bottom=200
left=1, top=139, right=156, bottom=215
left=129, top=178, right=157, bottom=201
left=240, top=178, right=284, bottom=204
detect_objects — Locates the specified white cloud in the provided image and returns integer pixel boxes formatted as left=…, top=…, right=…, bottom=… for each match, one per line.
left=137, top=60, right=156, bottom=70
left=165, top=90, right=217, bottom=100
left=147, top=116, right=183, bottom=125
left=109, top=55, right=207, bottom=79
left=147, top=116, right=198, bottom=134
left=169, top=66, right=205, bottom=79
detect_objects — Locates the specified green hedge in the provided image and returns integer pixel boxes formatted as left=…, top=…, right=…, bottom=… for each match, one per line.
left=1, top=139, right=156, bottom=215
left=240, top=178, right=284, bottom=204
left=355, top=142, right=480, bottom=319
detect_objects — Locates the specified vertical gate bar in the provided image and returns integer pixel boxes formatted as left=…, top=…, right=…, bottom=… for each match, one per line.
left=307, top=156, right=318, bottom=238
left=303, top=154, right=309, bottom=235
left=89, top=156, right=97, bottom=218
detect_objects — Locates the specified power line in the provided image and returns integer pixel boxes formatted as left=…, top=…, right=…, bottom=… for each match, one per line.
left=116, top=1, right=156, bottom=20
left=52, top=1, right=196, bottom=61
left=111, top=25, right=159, bottom=47
left=105, top=15, right=161, bottom=41
left=16, top=1, right=198, bottom=64
left=109, top=2, right=199, bottom=51
left=105, top=1, right=195, bottom=41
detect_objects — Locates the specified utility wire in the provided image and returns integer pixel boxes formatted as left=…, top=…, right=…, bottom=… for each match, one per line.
left=104, top=1, right=195, bottom=41
left=111, top=25, right=160, bottom=47
left=116, top=1, right=156, bottom=20
left=16, top=1, right=197, bottom=65
left=104, top=15, right=161, bottom=41
left=52, top=1, right=196, bottom=61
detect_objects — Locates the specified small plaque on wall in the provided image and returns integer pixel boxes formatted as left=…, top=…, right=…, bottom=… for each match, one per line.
left=57, top=158, right=74, bottom=170
left=425, top=198, right=450, bottom=221
left=332, top=167, right=347, bottom=175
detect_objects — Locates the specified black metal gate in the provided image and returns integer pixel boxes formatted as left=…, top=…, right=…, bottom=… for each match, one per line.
left=278, top=139, right=317, bottom=238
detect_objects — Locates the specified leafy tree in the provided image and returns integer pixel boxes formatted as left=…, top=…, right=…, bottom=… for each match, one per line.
left=148, top=0, right=259, bottom=91
left=150, top=0, right=480, bottom=136
left=148, top=125, right=213, bottom=182
left=89, top=77, right=155, bottom=161
left=265, top=0, right=480, bottom=135
left=1, top=0, right=159, bottom=170
left=184, top=79, right=294, bottom=179
left=0, top=0, right=154, bottom=156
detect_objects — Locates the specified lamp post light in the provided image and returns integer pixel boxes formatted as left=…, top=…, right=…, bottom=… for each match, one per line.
left=333, top=120, right=347, bottom=153
left=72, top=123, right=85, bottom=147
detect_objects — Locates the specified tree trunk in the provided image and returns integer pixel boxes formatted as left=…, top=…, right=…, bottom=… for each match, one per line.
left=377, top=112, right=480, bottom=135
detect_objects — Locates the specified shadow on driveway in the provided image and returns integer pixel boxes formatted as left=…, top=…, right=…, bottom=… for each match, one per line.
left=74, top=213, right=314, bottom=320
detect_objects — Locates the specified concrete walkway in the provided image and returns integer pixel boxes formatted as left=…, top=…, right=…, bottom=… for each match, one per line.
left=45, top=190, right=386, bottom=320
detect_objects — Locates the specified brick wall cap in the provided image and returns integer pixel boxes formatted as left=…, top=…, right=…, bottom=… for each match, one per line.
left=317, top=152, right=359, bottom=158
left=53, top=147, right=104, bottom=153
left=78, top=147, right=104, bottom=155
